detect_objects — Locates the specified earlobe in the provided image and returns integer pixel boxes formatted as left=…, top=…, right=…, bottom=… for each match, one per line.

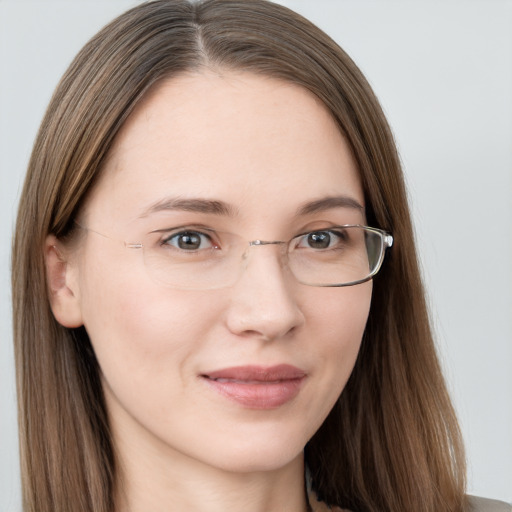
left=45, top=235, right=84, bottom=328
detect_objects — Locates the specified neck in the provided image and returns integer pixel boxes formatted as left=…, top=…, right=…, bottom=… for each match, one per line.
left=113, top=434, right=309, bottom=512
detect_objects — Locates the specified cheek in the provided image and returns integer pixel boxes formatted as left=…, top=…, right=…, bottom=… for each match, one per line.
left=309, top=281, right=371, bottom=355
left=77, top=248, right=221, bottom=399
left=302, top=283, right=371, bottom=415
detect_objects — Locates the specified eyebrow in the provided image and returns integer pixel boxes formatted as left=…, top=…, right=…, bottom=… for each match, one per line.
left=138, top=194, right=363, bottom=219
left=139, top=197, right=238, bottom=218
left=296, top=195, right=364, bottom=216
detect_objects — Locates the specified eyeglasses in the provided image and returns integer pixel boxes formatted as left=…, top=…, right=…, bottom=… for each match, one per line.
left=77, top=224, right=393, bottom=290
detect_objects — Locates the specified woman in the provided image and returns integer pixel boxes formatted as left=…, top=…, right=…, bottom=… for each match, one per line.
left=11, top=1, right=510, bottom=511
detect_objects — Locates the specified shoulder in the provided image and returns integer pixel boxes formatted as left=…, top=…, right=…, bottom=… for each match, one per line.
left=309, top=494, right=511, bottom=512
left=466, top=495, right=511, bottom=512
left=308, top=490, right=511, bottom=512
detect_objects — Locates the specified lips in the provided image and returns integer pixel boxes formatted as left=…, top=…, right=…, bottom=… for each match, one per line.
left=201, top=364, right=306, bottom=409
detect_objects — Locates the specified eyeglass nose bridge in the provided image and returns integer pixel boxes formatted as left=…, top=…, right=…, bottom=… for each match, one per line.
left=241, top=239, right=288, bottom=262
left=248, top=239, right=286, bottom=247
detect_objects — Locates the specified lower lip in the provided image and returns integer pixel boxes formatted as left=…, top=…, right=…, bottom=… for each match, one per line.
left=202, top=377, right=305, bottom=409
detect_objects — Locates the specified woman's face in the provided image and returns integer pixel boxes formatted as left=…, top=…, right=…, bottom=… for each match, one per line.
left=64, top=71, right=372, bottom=473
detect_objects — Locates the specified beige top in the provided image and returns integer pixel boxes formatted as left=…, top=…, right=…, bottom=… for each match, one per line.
left=308, top=491, right=511, bottom=512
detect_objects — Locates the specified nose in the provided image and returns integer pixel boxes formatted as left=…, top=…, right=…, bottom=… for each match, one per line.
left=224, top=244, right=305, bottom=341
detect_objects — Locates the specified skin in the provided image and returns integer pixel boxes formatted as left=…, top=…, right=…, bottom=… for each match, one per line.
left=46, top=71, right=371, bottom=512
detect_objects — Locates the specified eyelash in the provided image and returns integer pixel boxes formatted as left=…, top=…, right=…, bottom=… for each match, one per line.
left=155, top=225, right=351, bottom=252
left=159, top=228, right=218, bottom=250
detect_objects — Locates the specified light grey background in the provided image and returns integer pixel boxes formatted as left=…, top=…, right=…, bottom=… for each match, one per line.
left=1, top=1, right=511, bottom=510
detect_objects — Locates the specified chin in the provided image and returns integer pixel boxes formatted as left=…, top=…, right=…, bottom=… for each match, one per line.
left=193, top=429, right=308, bottom=474
left=211, top=452, right=303, bottom=475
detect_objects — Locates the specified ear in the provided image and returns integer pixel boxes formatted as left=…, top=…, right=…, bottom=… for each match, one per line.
left=45, top=234, right=84, bottom=328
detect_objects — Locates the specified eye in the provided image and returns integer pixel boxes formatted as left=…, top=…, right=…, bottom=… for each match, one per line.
left=296, top=230, right=344, bottom=250
left=162, top=230, right=217, bottom=251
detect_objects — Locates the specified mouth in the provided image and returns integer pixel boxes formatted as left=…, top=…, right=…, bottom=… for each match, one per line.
left=200, top=365, right=307, bottom=409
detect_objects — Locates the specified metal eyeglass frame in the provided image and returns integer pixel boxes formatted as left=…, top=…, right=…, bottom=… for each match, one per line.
left=75, top=222, right=394, bottom=288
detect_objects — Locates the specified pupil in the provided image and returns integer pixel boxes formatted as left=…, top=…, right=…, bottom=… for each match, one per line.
left=178, top=233, right=201, bottom=250
left=308, top=232, right=330, bottom=249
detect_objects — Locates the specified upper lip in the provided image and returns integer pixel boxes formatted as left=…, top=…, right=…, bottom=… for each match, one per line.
left=202, top=364, right=306, bottom=382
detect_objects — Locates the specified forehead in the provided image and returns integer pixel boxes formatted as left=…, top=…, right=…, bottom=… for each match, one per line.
left=85, top=71, right=363, bottom=227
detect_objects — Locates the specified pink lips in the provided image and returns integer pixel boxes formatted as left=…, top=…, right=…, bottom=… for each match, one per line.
left=201, top=364, right=306, bottom=409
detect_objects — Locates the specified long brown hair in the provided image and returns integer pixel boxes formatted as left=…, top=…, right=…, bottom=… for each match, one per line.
left=12, top=1, right=466, bottom=511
